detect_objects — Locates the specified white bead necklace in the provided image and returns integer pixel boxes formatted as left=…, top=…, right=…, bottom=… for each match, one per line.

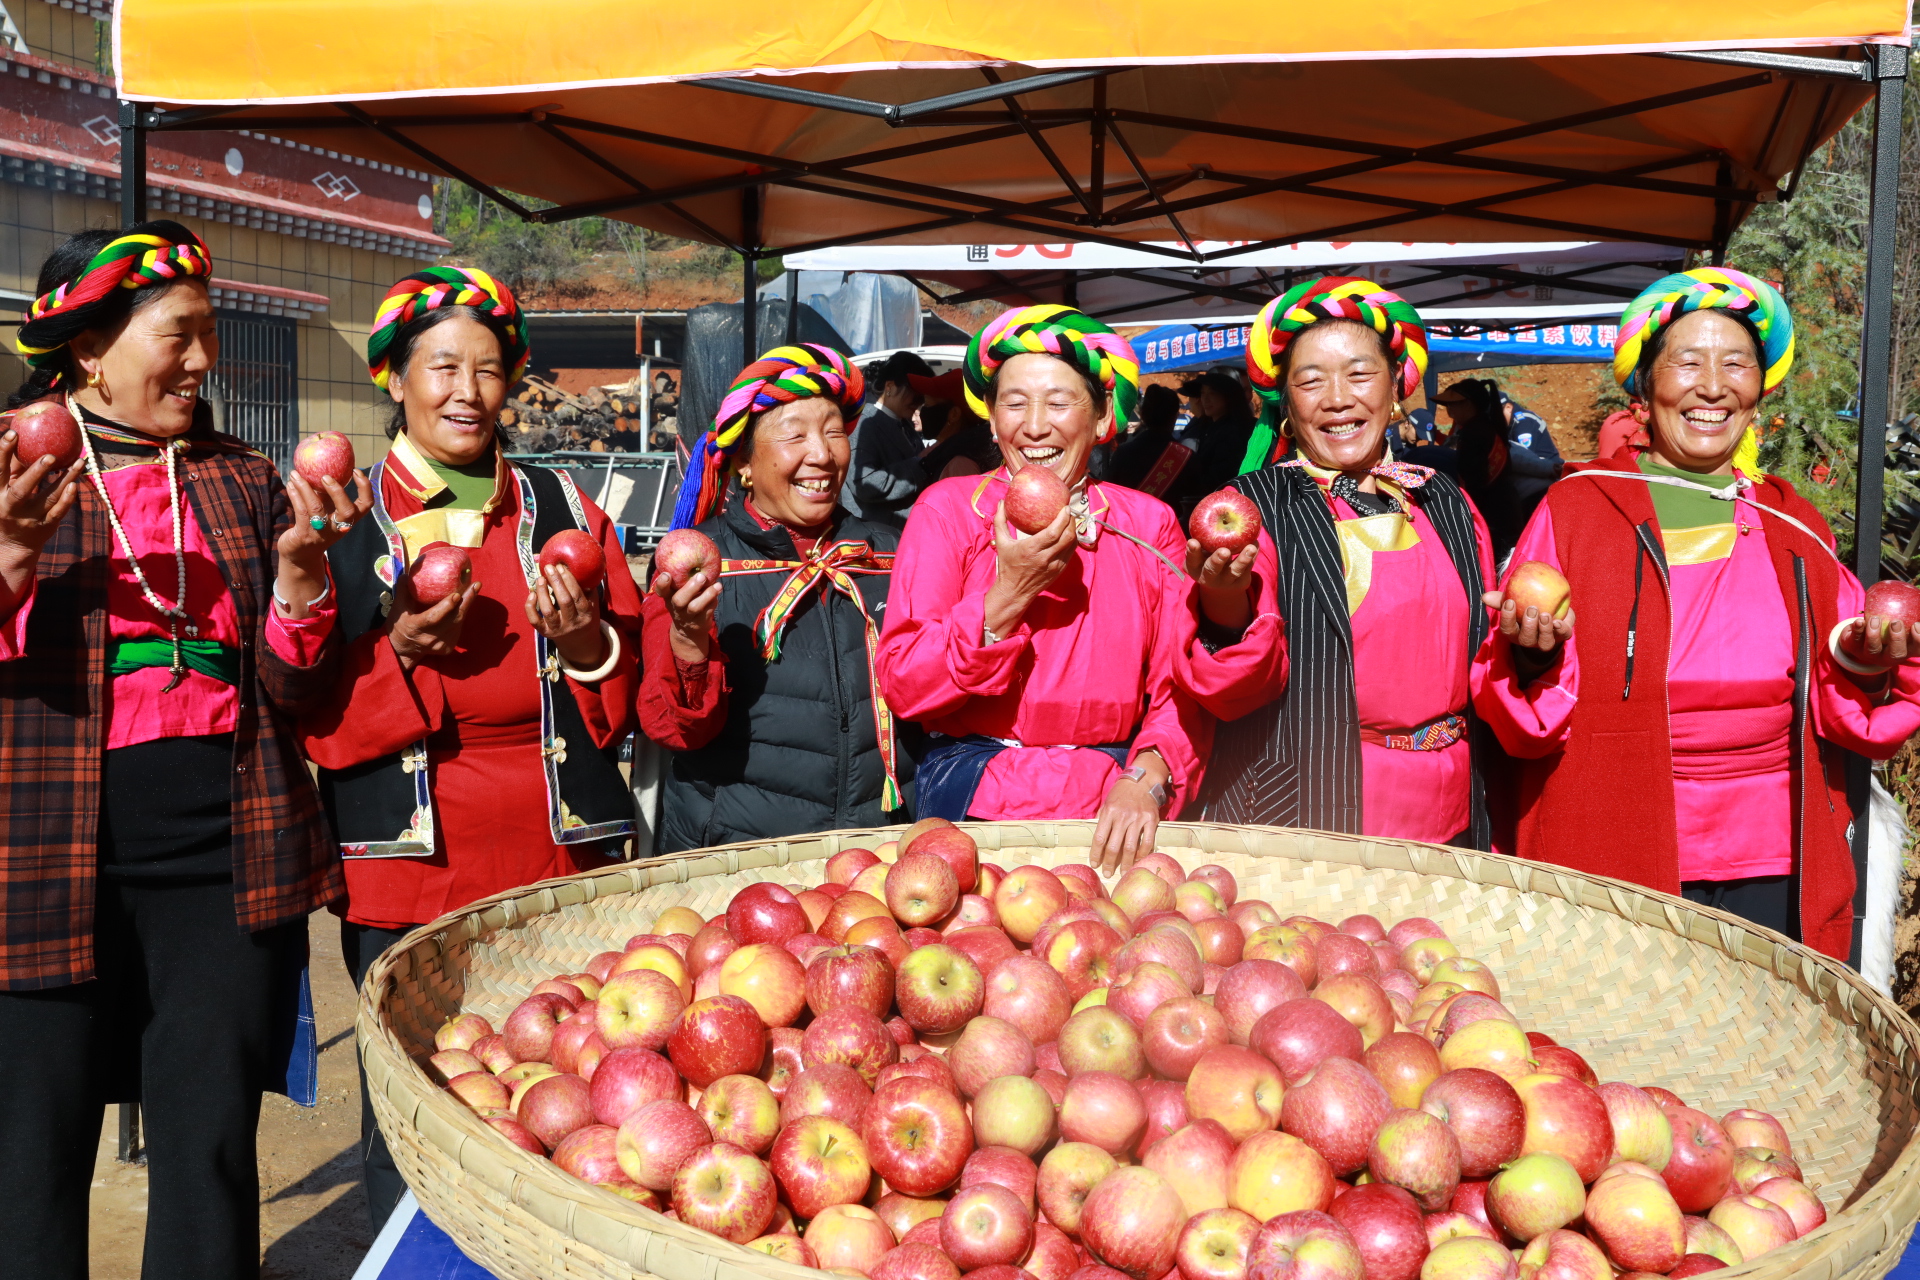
left=70, top=395, right=199, bottom=692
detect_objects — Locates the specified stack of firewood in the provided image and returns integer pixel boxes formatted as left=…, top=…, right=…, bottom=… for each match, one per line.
left=501, top=376, right=651, bottom=453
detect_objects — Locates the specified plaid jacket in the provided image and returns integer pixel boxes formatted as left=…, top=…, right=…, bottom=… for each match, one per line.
left=0, top=410, right=344, bottom=990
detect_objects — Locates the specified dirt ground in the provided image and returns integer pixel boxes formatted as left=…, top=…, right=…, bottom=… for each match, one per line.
left=88, top=910, right=376, bottom=1280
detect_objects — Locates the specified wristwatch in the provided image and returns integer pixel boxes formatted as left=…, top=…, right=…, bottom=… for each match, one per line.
left=1121, top=764, right=1171, bottom=809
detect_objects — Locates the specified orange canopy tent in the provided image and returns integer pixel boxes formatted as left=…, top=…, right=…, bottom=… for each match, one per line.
left=116, top=1, right=1909, bottom=955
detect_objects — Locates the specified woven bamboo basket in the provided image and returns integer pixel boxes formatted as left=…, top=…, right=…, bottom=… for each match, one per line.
left=359, top=822, right=1920, bottom=1280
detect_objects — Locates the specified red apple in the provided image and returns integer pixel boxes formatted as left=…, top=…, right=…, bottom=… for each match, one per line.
left=1184, top=1045, right=1285, bottom=1143
left=997, top=866, right=1072, bottom=943
left=1751, top=1176, right=1825, bottom=1237
left=1730, top=1146, right=1801, bottom=1194
left=897, top=943, right=985, bottom=1034
left=879, top=1051, right=958, bottom=1096
left=1136, top=1077, right=1191, bottom=1156
left=771, top=1112, right=873, bottom=1217
left=587, top=1047, right=680, bottom=1126
left=1643, top=1086, right=1686, bottom=1109
left=750, top=1234, right=819, bottom=1267
left=549, top=1013, right=604, bottom=1076
left=687, top=920, right=739, bottom=977
left=655, top=527, right=722, bottom=589
left=672, top=1140, right=778, bottom=1243
left=1668, top=1255, right=1730, bottom=1278
left=1057, top=863, right=1108, bottom=901
left=781, top=1062, right=874, bottom=1130
left=808, top=943, right=897, bottom=1020
left=1190, top=488, right=1263, bottom=556
left=1707, top=1194, right=1795, bottom=1261
left=485, top=1113, right=546, bottom=1154
left=874, top=1244, right=962, bottom=1280
left=728, top=882, right=811, bottom=947
left=1419, top=1237, right=1516, bottom=1280
left=1423, top=1213, right=1497, bottom=1252
left=759, top=1025, right=805, bottom=1099
left=963, top=1144, right=1040, bottom=1214
left=949, top=1014, right=1036, bottom=1096
left=408, top=541, right=472, bottom=606
left=503, top=993, right=572, bottom=1063
left=1142, top=997, right=1229, bottom=1080
left=596, top=966, right=688, bottom=1052
left=1245, top=1209, right=1364, bottom=1280
left=907, top=825, right=981, bottom=895
left=1419, top=1070, right=1525, bottom=1179
left=538, top=527, right=606, bottom=592
left=472, top=1033, right=516, bottom=1075
left=1253, top=999, right=1365, bottom=1086
left=987, top=957, right=1076, bottom=1045
left=1721, top=1108, right=1792, bottom=1156
left=1108, top=964, right=1193, bottom=1037
left=698, top=1072, right=781, bottom=1154
left=1027, top=1222, right=1080, bottom=1280
left=1038, top=1141, right=1118, bottom=1236
left=1583, top=1163, right=1686, bottom=1272
left=1312, top=974, right=1394, bottom=1047
left=1315, top=934, right=1377, bottom=980
left=1115, top=929, right=1204, bottom=994
left=551, top=1122, right=626, bottom=1182
left=1512, top=1073, right=1611, bottom=1183
left=1363, top=1032, right=1443, bottom=1111
left=667, top=994, right=767, bottom=1087
left=1215, top=960, right=1307, bottom=1046
left=1597, top=1082, right=1673, bottom=1171
left=1368, top=1108, right=1461, bottom=1211
left=1514, top=1230, right=1610, bottom=1280
left=1112, top=868, right=1177, bottom=923
left=1503, top=560, right=1571, bottom=621
left=1845, top=580, right=1920, bottom=660
left=615, top=1097, right=713, bottom=1190
left=803, top=1006, right=900, bottom=1086
left=1227, top=1131, right=1337, bottom=1222
left=1279, top=1057, right=1390, bottom=1177
left=447, top=1071, right=512, bottom=1112
left=1660, top=1106, right=1736, bottom=1212
left=1177, top=1207, right=1260, bottom=1280
left=1046, top=920, right=1127, bottom=1001
left=887, top=851, right=961, bottom=927
left=1081, top=1165, right=1185, bottom=1279
left=945, top=1182, right=1035, bottom=1270
left=9, top=399, right=82, bottom=470
left=435, top=1012, right=494, bottom=1053
left=1145, top=1118, right=1237, bottom=1216
left=1006, top=464, right=1070, bottom=535
left=1061, top=1071, right=1148, bottom=1155
left=1195, top=919, right=1246, bottom=968
left=1487, top=1152, right=1585, bottom=1241
left=864, top=1074, right=975, bottom=1196
left=427, top=1049, right=485, bottom=1086
left=876, top=1191, right=950, bottom=1240
left=1329, top=1183, right=1427, bottom=1280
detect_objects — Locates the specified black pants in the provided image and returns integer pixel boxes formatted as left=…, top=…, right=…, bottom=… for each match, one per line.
left=341, top=920, right=414, bottom=1236
left=1682, top=875, right=1799, bottom=942
left=0, top=876, right=304, bottom=1280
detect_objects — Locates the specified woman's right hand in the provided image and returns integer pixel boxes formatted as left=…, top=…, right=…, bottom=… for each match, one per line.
left=389, top=579, right=480, bottom=670
left=652, top=569, right=721, bottom=664
left=984, top=500, right=1076, bottom=637
left=1483, top=589, right=1573, bottom=662
left=0, top=429, right=84, bottom=567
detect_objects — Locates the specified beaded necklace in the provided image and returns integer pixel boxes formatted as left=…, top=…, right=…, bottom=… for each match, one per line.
left=70, top=395, right=199, bottom=692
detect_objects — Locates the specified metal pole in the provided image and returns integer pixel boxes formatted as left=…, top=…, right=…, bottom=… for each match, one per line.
left=117, top=100, right=147, bottom=225
left=1846, top=42, right=1907, bottom=968
left=785, top=269, right=799, bottom=346
left=742, top=254, right=759, bottom=368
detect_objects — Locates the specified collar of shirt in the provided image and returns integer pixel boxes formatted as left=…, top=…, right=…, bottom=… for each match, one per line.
left=744, top=496, right=825, bottom=556
left=384, top=430, right=509, bottom=514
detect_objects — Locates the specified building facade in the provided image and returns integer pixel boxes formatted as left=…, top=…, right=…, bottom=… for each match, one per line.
left=0, top=0, right=449, bottom=467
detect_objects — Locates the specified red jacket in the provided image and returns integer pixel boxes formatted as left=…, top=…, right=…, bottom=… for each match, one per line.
left=1513, top=457, right=1855, bottom=958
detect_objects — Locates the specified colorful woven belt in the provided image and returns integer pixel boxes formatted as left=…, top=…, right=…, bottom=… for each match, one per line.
left=1360, top=713, right=1468, bottom=752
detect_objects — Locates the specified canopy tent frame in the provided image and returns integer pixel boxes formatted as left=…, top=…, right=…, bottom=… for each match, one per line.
left=114, top=36, right=1909, bottom=963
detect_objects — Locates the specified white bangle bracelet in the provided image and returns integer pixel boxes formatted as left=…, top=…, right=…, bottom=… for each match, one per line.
left=1828, top=619, right=1894, bottom=677
left=273, top=568, right=334, bottom=615
left=559, top=621, right=623, bottom=683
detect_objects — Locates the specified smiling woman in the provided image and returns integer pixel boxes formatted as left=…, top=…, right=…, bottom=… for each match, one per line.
left=641, top=343, right=916, bottom=852
left=0, top=221, right=359, bottom=1280
left=1474, top=266, right=1920, bottom=958
left=295, top=266, right=644, bottom=1232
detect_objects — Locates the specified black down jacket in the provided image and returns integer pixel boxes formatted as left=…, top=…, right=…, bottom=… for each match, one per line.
left=659, top=491, right=920, bottom=852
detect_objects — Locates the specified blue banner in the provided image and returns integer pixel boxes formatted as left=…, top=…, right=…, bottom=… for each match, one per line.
left=1131, top=320, right=1620, bottom=375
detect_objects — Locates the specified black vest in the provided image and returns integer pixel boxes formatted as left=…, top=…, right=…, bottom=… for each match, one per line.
left=319, top=459, right=636, bottom=857
left=659, top=492, right=919, bottom=853
left=1198, top=463, right=1493, bottom=848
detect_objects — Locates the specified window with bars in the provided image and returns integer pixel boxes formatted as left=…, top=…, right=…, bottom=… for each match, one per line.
left=209, top=312, right=298, bottom=472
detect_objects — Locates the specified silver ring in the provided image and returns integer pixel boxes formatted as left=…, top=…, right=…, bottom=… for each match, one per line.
left=332, top=518, right=353, bottom=533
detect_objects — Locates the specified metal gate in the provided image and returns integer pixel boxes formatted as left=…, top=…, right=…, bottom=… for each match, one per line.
left=209, top=312, right=298, bottom=472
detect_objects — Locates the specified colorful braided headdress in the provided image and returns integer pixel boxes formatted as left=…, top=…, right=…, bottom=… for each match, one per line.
left=1238, top=276, right=1428, bottom=474
left=367, top=267, right=530, bottom=390
left=1613, top=266, right=1794, bottom=397
left=1246, top=275, right=1429, bottom=406
left=15, top=224, right=213, bottom=381
left=668, top=344, right=865, bottom=531
left=962, top=304, right=1139, bottom=441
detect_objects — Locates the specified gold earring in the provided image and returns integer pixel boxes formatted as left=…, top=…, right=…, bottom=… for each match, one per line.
left=1277, top=417, right=1293, bottom=441
left=86, top=369, right=102, bottom=388
left=1393, top=401, right=1404, bottom=420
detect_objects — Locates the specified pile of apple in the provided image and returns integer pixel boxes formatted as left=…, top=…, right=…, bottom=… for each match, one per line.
left=425, top=823, right=1826, bottom=1280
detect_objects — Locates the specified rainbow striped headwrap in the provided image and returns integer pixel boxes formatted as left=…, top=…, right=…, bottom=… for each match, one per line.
left=668, top=344, right=865, bottom=531
left=962, top=304, right=1139, bottom=442
left=15, top=226, right=213, bottom=378
left=1613, top=267, right=1794, bottom=397
left=1247, top=276, right=1429, bottom=406
left=367, top=267, right=529, bottom=390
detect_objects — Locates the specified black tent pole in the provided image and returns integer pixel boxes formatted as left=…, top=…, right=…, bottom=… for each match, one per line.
left=742, top=186, right=763, bottom=367
left=1846, top=42, right=1908, bottom=969
left=118, top=100, right=148, bottom=225
left=785, top=269, right=799, bottom=346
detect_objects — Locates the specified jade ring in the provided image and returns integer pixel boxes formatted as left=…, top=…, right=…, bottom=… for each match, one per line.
left=309, top=516, right=328, bottom=532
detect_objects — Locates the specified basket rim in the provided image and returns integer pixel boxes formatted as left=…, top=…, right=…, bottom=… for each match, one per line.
left=358, top=821, right=1920, bottom=1280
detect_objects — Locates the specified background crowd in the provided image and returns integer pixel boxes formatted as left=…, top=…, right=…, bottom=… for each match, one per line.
left=3, top=222, right=1919, bottom=1280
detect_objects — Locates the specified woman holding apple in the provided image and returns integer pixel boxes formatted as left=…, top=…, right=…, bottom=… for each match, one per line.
left=0, top=222, right=361, bottom=1280
left=1196, top=277, right=1499, bottom=848
left=875, top=305, right=1282, bottom=873
left=642, top=343, right=918, bottom=852
left=1473, top=267, right=1920, bottom=958
left=299, top=267, right=642, bottom=1229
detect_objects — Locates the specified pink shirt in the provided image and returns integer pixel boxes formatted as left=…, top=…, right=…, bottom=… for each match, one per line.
left=875, top=473, right=1212, bottom=818
left=1474, top=501, right=1920, bottom=879
left=0, top=458, right=332, bottom=748
left=1342, top=495, right=1488, bottom=843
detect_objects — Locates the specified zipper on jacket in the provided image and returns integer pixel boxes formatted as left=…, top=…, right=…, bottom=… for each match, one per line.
left=819, top=583, right=854, bottom=825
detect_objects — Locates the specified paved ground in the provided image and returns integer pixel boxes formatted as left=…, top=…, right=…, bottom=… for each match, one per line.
left=88, top=909, right=376, bottom=1280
